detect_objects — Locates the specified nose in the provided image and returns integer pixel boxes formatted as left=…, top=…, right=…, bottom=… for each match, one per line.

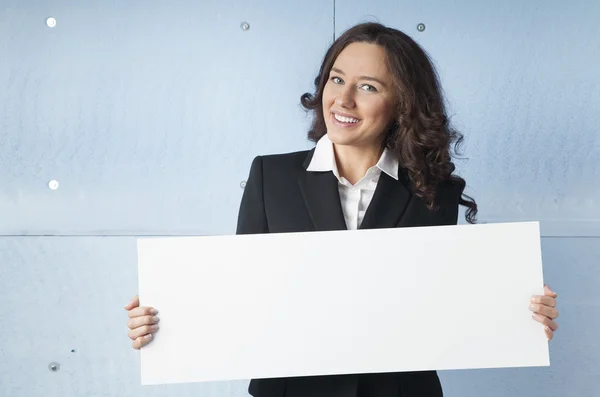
left=335, top=87, right=355, bottom=108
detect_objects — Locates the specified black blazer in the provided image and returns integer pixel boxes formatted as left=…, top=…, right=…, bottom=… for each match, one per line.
left=236, top=149, right=464, bottom=397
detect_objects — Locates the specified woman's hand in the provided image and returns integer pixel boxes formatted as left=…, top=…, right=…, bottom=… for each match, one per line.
left=530, top=284, right=559, bottom=341
left=124, top=295, right=160, bottom=349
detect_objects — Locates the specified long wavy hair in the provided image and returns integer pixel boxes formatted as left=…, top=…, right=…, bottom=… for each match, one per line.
left=301, top=22, right=478, bottom=223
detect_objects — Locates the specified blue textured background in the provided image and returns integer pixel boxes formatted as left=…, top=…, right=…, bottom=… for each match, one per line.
left=1, top=1, right=598, bottom=396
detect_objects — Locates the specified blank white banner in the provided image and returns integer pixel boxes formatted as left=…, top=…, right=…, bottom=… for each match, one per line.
left=137, top=221, right=549, bottom=386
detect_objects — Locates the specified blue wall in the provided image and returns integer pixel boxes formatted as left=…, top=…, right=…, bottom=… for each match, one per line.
left=1, top=1, right=598, bottom=396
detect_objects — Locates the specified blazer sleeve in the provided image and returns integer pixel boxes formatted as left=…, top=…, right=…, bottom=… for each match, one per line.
left=439, top=180, right=464, bottom=226
left=236, top=156, right=269, bottom=235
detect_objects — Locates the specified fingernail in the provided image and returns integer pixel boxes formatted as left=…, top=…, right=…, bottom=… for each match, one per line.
left=152, top=316, right=160, bottom=323
left=530, top=296, right=536, bottom=302
left=144, top=334, right=153, bottom=340
left=150, top=309, right=158, bottom=315
left=529, top=304, right=536, bottom=311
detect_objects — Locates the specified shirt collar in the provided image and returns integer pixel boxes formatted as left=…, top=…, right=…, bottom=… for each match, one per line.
left=306, top=134, right=399, bottom=180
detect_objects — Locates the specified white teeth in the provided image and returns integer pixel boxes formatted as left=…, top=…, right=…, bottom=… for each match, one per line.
left=334, top=113, right=359, bottom=123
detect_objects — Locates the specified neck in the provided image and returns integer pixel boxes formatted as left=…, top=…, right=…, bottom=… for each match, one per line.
left=333, top=143, right=384, bottom=185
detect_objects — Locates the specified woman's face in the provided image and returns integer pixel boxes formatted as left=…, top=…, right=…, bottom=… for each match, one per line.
left=322, top=42, right=397, bottom=150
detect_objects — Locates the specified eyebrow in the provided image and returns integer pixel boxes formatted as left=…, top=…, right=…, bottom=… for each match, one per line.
left=330, top=67, right=387, bottom=87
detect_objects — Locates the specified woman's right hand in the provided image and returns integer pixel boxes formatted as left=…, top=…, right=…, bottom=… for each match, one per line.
left=124, top=295, right=160, bottom=349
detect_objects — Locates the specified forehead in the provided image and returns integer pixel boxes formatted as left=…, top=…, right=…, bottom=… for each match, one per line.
left=332, top=42, right=390, bottom=79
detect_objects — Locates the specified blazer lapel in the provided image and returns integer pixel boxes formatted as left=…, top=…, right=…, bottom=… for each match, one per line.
left=298, top=150, right=347, bottom=231
left=359, top=169, right=413, bottom=229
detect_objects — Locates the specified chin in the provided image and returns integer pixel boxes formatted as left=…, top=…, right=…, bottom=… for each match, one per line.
left=327, top=129, right=384, bottom=151
left=326, top=130, right=355, bottom=146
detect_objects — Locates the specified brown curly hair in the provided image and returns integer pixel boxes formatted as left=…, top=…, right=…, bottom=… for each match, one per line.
left=301, top=22, right=478, bottom=223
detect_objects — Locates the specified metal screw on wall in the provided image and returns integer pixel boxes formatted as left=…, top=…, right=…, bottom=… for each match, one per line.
left=240, top=22, right=250, bottom=31
left=240, top=181, right=247, bottom=189
left=48, top=362, right=60, bottom=372
left=48, top=180, right=59, bottom=190
left=417, top=23, right=426, bottom=32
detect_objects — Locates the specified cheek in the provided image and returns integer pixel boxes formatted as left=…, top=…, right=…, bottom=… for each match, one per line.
left=361, top=99, right=393, bottom=122
left=379, top=98, right=397, bottom=121
left=322, top=85, right=335, bottom=107
left=381, top=103, right=396, bottom=123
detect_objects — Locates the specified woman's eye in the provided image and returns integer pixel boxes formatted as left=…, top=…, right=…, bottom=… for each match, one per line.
left=361, top=84, right=377, bottom=92
left=331, top=76, right=343, bottom=84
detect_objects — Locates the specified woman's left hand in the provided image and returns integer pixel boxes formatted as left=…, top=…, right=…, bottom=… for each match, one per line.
left=530, top=284, right=559, bottom=340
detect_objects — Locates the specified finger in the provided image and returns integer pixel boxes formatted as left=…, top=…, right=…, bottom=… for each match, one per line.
left=128, top=314, right=160, bottom=330
left=128, top=306, right=158, bottom=319
left=530, top=295, right=556, bottom=308
left=531, top=313, right=558, bottom=331
left=529, top=303, right=559, bottom=319
left=544, top=326, right=554, bottom=341
left=132, top=334, right=153, bottom=349
left=128, top=323, right=160, bottom=341
left=544, top=284, right=558, bottom=298
left=124, top=296, right=140, bottom=310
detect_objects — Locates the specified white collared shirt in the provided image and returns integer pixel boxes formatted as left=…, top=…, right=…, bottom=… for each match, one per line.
left=306, top=134, right=399, bottom=230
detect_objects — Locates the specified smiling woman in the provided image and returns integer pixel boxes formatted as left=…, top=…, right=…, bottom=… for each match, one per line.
left=124, top=22, right=560, bottom=397
left=321, top=43, right=398, bottom=184
left=302, top=23, right=477, bottom=219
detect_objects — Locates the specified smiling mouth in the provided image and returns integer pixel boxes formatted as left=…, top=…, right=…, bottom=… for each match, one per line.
left=332, top=112, right=361, bottom=125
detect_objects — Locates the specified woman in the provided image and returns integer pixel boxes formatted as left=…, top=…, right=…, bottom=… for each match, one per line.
left=125, top=22, right=559, bottom=397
